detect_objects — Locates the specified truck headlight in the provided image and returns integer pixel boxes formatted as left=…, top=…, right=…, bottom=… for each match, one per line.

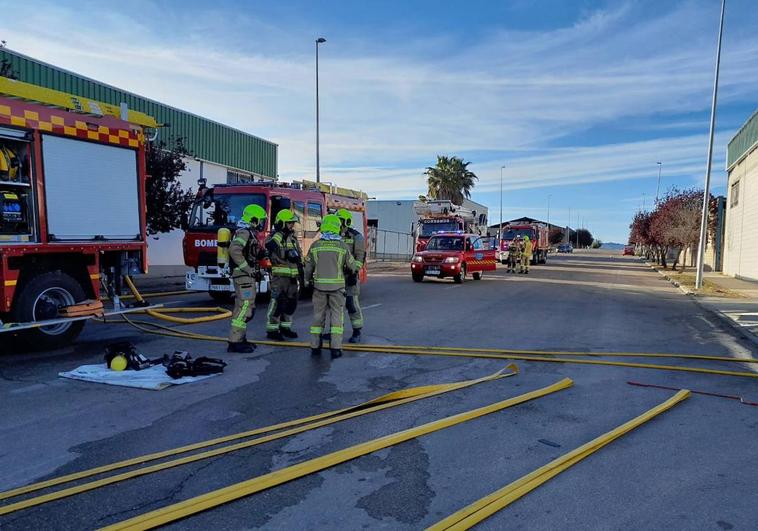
left=412, top=256, right=423, bottom=263
left=443, top=257, right=459, bottom=264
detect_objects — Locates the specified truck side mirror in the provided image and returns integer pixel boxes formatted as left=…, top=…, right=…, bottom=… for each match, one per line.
left=180, top=213, right=189, bottom=230
left=465, top=242, right=472, bottom=251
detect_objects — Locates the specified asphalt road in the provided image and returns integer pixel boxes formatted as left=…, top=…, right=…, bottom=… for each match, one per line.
left=1, top=250, right=757, bottom=530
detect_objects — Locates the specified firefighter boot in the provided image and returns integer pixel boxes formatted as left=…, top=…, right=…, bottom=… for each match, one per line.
left=330, top=349, right=343, bottom=359
left=348, top=329, right=362, bottom=344
left=267, top=330, right=285, bottom=341
left=227, top=342, right=255, bottom=353
left=280, top=328, right=299, bottom=339
left=311, top=347, right=322, bottom=356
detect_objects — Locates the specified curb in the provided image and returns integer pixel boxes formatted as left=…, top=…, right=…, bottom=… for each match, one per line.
left=644, top=261, right=758, bottom=348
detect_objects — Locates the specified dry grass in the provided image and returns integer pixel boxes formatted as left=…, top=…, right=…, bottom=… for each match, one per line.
left=659, top=268, right=744, bottom=298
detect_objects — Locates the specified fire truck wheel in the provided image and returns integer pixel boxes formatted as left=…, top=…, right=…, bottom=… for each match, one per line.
left=472, top=272, right=482, bottom=280
left=412, top=273, right=424, bottom=283
left=208, top=290, right=234, bottom=304
left=454, top=265, right=466, bottom=284
left=13, top=271, right=86, bottom=349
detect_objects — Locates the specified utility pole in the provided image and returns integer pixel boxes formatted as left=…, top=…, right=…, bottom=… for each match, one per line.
left=547, top=194, right=552, bottom=228
left=655, top=162, right=663, bottom=204
left=499, top=165, right=505, bottom=239
left=315, top=37, right=326, bottom=183
left=696, top=0, right=725, bottom=290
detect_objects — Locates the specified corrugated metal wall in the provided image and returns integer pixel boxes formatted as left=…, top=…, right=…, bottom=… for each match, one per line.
left=727, top=108, right=758, bottom=170
left=0, top=48, right=277, bottom=178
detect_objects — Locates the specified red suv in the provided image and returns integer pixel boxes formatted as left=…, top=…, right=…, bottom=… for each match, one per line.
left=411, top=232, right=496, bottom=283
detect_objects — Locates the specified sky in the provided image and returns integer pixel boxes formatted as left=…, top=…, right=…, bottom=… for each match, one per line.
left=1, top=0, right=757, bottom=243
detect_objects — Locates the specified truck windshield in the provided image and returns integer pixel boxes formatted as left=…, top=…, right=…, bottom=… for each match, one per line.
left=189, top=193, right=267, bottom=230
left=426, top=236, right=464, bottom=251
left=420, top=221, right=460, bottom=237
left=503, top=228, right=535, bottom=240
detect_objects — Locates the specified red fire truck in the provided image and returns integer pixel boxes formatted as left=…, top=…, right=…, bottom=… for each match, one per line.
left=0, top=78, right=156, bottom=347
left=497, top=222, right=549, bottom=265
left=414, top=200, right=483, bottom=252
left=183, top=180, right=368, bottom=299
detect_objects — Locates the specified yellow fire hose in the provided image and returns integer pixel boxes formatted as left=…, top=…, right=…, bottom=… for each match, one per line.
left=123, top=275, right=230, bottom=324
left=113, top=315, right=758, bottom=380
left=100, top=378, right=573, bottom=531
left=0, top=366, right=516, bottom=515
left=428, top=389, right=690, bottom=530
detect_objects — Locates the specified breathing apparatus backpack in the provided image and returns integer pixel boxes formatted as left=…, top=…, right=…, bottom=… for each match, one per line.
left=105, top=342, right=156, bottom=371
left=0, top=145, right=21, bottom=182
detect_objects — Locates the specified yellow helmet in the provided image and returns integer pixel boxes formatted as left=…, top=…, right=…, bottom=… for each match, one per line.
left=336, top=208, right=353, bottom=227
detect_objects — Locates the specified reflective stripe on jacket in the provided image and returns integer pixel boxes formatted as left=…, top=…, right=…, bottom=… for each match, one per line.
left=304, top=237, right=358, bottom=291
left=267, top=231, right=302, bottom=277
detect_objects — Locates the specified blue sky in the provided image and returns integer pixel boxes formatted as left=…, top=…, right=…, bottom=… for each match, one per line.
left=2, top=0, right=757, bottom=242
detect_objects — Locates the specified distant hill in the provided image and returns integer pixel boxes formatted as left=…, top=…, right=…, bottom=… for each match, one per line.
left=602, top=242, right=625, bottom=250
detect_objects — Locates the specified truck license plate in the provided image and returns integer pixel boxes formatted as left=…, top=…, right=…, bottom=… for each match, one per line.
left=209, top=284, right=231, bottom=292
left=426, top=266, right=440, bottom=275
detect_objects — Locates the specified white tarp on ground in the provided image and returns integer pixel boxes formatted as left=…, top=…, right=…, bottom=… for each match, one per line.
left=59, top=363, right=219, bottom=391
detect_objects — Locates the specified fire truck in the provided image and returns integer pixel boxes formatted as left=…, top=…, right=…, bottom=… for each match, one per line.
left=497, top=222, right=550, bottom=265
left=183, top=180, right=368, bottom=300
left=0, top=78, right=156, bottom=347
left=413, top=200, right=484, bottom=252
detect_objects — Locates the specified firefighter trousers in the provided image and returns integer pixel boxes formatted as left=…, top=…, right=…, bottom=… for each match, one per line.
left=520, top=255, right=531, bottom=273
left=229, top=275, right=256, bottom=343
left=507, top=255, right=518, bottom=272
left=345, top=282, right=363, bottom=331
left=266, top=276, right=298, bottom=331
left=310, top=289, right=346, bottom=350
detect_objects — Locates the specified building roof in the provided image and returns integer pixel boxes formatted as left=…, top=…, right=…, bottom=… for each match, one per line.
left=0, top=48, right=277, bottom=178
left=727, top=108, right=758, bottom=170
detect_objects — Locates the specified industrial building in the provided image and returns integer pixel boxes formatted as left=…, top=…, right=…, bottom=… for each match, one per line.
left=724, top=108, right=758, bottom=281
left=0, top=48, right=278, bottom=273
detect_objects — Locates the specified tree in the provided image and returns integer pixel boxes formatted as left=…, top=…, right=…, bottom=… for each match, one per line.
left=0, top=41, right=18, bottom=80
left=591, top=240, right=602, bottom=249
left=549, top=227, right=564, bottom=245
left=576, top=228, right=593, bottom=248
left=145, top=137, right=195, bottom=235
left=425, top=155, right=478, bottom=205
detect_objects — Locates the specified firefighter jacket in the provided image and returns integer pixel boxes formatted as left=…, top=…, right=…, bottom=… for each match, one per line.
left=523, top=240, right=533, bottom=258
left=266, top=230, right=302, bottom=278
left=229, top=227, right=264, bottom=278
left=342, top=227, right=365, bottom=285
left=507, top=241, right=520, bottom=257
left=304, top=234, right=359, bottom=291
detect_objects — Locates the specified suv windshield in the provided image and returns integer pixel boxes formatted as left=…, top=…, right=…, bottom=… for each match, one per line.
left=189, top=193, right=267, bottom=230
left=420, top=221, right=460, bottom=237
left=426, top=236, right=464, bottom=251
left=503, top=228, right=535, bottom=240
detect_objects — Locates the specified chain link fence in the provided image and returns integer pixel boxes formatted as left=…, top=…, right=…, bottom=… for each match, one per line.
left=368, top=227, right=415, bottom=261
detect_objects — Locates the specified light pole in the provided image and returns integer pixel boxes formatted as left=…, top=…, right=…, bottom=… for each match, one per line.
left=499, top=165, right=505, bottom=239
left=547, top=194, right=552, bottom=228
left=696, top=0, right=725, bottom=290
left=655, top=161, right=663, bottom=204
left=315, top=37, right=326, bottom=183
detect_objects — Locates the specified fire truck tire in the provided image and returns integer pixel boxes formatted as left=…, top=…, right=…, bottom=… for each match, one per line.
left=13, top=271, right=86, bottom=349
left=454, top=265, right=466, bottom=284
left=412, top=273, right=424, bottom=283
left=472, top=272, right=482, bottom=280
left=208, top=290, right=234, bottom=304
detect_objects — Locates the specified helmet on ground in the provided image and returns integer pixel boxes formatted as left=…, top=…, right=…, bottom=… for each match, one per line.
left=336, top=208, right=353, bottom=227
left=274, top=209, right=298, bottom=229
left=241, top=204, right=267, bottom=225
left=320, top=214, right=342, bottom=234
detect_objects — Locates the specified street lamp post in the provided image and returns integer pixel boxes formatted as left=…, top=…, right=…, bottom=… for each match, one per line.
left=695, top=0, right=726, bottom=290
left=499, top=165, right=505, bottom=239
left=547, top=194, right=552, bottom=228
left=655, top=161, right=663, bottom=204
left=315, top=37, right=326, bottom=183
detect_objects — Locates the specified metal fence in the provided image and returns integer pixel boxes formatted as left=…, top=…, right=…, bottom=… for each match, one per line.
left=368, top=228, right=415, bottom=261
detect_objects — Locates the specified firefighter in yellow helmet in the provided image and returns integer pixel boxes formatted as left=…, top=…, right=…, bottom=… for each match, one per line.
left=304, top=214, right=359, bottom=358
left=336, top=208, right=366, bottom=343
left=227, top=204, right=267, bottom=353
left=265, top=209, right=303, bottom=340
left=520, top=235, right=533, bottom=274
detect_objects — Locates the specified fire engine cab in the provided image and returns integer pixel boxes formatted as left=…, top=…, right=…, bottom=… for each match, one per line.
left=410, top=232, right=497, bottom=283
left=183, top=179, right=368, bottom=300
left=413, top=200, right=484, bottom=252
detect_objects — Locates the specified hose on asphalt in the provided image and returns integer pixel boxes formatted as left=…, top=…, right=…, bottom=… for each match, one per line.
left=123, top=275, right=231, bottom=324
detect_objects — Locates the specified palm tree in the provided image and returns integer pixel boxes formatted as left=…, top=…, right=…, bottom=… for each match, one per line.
left=425, top=155, right=478, bottom=205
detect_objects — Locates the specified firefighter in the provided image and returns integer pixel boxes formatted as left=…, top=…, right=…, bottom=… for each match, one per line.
left=304, top=214, right=358, bottom=359
left=507, top=237, right=520, bottom=273
left=520, top=235, right=533, bottom=274
left=227, top=204, right=267, bottom=353
left=336, top=208, right=366, bottom=343
left=265, top=209, right=303, bottom=340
